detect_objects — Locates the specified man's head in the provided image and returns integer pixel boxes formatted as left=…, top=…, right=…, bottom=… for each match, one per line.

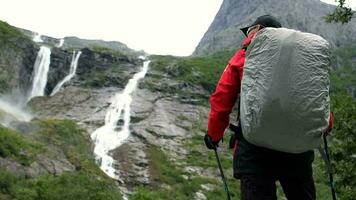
left=240, top=15, right=282, bottom=37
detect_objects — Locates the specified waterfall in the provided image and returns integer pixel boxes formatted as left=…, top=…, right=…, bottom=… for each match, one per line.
left=0, top=98, right=32, bottom=127
left=56, top=38, right=64, bottom=48
left=33, top=33, right=43, bottom=43
left=50, top=51, right=82, bottom=96
left=91, top=58, right=150, bottom=179
left=27, top=46, right=51, bottom=102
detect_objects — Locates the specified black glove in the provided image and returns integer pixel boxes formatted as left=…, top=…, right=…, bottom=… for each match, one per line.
left=204, top=134, right=219, bottom=150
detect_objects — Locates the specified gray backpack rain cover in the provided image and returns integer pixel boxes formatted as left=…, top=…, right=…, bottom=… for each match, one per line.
left=240, top=28, right=331, bottom=153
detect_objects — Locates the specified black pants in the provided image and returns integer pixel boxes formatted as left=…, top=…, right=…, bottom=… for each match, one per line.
left=240, top=174, right=316, bottom=200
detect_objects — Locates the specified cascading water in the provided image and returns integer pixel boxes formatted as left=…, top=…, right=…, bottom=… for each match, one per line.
left=91, top=58, right=150, bottom=179
left=33, top=33, right=43, bottom=43
left=50, top=51, right=82, bottom=96
left=56, top=38, right=64, bottom=48
left=0, top=98, right=32, bottom=127
left=27, top=46, right=51, bottom=102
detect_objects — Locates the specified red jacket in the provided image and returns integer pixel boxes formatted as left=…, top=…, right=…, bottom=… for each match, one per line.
left=208, top=34, right=255, bottom=141
left=207, top=34, right=334, bottom=142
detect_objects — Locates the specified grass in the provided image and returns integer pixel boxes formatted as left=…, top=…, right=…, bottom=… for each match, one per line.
left=0, top=125, right=42, bottom=165
left=149, top=51, right=235, bottom=93
left=175, top=50, right=235, bottom=92
left=130, top=113, right=241, bottom=200
left=145, top=52, right=235, bottom=105
left=0, top=119, right=124, bottom=200
left=34, top=119, right=107, bottom=177
left=0, top=169, right=123, bottom=200
left=0, top=21, right=25, bottom=40
left=129, top=145, right=240, bottom=200
left=91, top=45, right=125, bottom=57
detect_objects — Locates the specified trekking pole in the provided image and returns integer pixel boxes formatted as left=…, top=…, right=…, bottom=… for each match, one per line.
left=322, top=133, right=337, bottom=200
left=213, top=146, right=231, bottom=200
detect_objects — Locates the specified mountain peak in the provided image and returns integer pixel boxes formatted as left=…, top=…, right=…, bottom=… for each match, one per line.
left=193, top=0, right=356, bottom=56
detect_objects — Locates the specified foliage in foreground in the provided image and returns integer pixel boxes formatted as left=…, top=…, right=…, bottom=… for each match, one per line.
left=129, top=145, right=240, bottom=200
left=0, top=170, right=122, bottom=200
left=0, top=120, right=123, bottom=200
left=325, top=0, right=355, bottom=24
left=0, top=125, right=41, bottom=166
left=329, top=94, right=356, bottom=200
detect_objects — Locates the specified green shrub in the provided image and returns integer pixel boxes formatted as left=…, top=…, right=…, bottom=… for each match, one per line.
left=328, top=94, right=356, bottom=199
left=149, top=51, right=234, bottom=93
left=35, top=119, right=105, bottom=177
left=0, top=169, right=16, bottom=195
left=0, top=169, right=123, bottom=200
left=0, top=119, right=124, bottom=200
left=0, top=20, right=24, bottom=40
left=0, top=125, right=41, bottom=165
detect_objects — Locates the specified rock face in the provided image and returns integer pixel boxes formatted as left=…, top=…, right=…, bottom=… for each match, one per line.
left=193, top=0, right=356, bottom=56
left=1, top=20, right=225, bottom=198
left=19, top=28, right=140, bottom=56
left=0, top=29, right=37, bottom=95
left=30, top=78, right=209, bottom=192
left=61, top=36, right=140, bottom=56
left=75, top=48, right=141, bottom=88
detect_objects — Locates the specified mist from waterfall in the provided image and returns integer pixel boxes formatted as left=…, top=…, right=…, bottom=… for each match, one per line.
left=51, top=51, right=82, bottom=96
left=27, top=46, right=51, bottom=102
left=91, top=58, right=150, bottom=179
left=0, top=97, right=32, bottom=127
left=0, top=32, right=50, bottom=126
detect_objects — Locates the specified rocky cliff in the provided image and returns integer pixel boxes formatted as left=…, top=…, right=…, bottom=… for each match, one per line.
left=193, top=0, right=356, bottom=56
left=0, top=6, right=355, bottom=198
left=0, top=19, right=221, bottom=199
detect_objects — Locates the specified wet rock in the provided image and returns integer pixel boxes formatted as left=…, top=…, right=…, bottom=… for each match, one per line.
left=195, top=191, right=207, bottom=200
left=113, top=139, right=150, bottom=188
left=0, top=153, right=75, bottom=179
left=201, top=184, right=215, bottom=191
left=184, top=166, right=203, bottom=175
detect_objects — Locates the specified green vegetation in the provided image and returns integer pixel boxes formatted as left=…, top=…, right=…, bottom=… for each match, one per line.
left=34, top=119, right=105, bottom=176
left=175, top=51, right=235, bottom=92
left=91, top=45, right=125, bottom=57
left=145, top=43, right=356, bottom=199
left=145, top=51, right=235, bottom=106
left=0, top=119, right=123, bottom=200
left=328, top=94, right=356, bottom=199
left=0, top=169, right=123, bottom=200
left=150, top=50, right=234, bottom=93
left=330, top=42, right=356, bottom=96
left=0, top=125, right=41, bottom=165
left=325, top=0, right=355, bottom=24
left=0, top=21, right=25, bottom=40
left=130, top=145, right=240, bottom=200
left=0, top=79, right=9, bottom=94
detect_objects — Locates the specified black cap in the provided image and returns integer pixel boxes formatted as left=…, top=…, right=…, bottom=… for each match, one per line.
left=240, top=15, right=282, bottom=36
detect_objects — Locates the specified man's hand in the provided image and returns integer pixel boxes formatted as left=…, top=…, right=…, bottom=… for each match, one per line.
left=204, top=134, right=219, bottom=150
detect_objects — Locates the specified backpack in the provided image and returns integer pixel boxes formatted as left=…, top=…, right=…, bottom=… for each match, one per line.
left=240, top=28, right=331, bottom=153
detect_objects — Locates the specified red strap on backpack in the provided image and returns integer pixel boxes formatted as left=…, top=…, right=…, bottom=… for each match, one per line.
left=327, top=112, right=334, bottom=133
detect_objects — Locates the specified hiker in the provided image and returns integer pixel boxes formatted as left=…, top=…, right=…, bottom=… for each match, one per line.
left=204, top=15, right=334, bottom=200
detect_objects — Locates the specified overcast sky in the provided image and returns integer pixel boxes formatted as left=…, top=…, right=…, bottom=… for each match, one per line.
left=0, top=0, right=355, bottom=56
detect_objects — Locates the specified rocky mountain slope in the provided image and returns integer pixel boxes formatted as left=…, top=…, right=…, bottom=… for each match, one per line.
left=0, top=2, right=355, bottom=198
left=193, top=0, right=356, bottom=56
left=0, top=20, right=226, bottom=200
